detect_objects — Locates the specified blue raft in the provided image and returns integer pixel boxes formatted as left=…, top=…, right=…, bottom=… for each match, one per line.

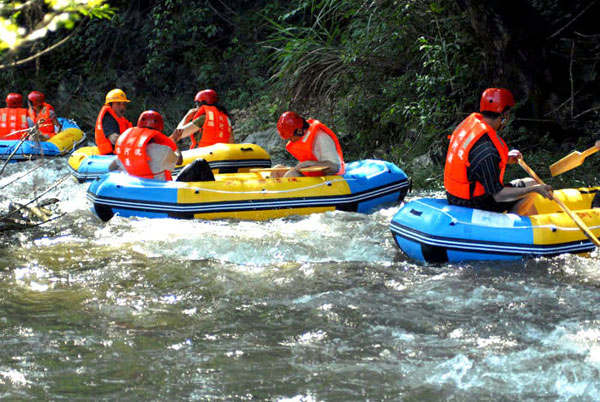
left=390, top=193, right=600, bottom=263
left=0, top=118, right=85, bottom=162
left=87, top=159, right=410, bottom=221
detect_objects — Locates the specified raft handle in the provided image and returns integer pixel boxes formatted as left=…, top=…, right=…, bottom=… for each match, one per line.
left=409, top=209, right=422, bottom=216
left=240, top=147, right=254, bottom=152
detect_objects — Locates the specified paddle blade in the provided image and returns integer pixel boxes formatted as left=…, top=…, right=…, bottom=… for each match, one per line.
left=550, top=151, right=584, bottom=176
left=550, top=146, right=599, bottom=176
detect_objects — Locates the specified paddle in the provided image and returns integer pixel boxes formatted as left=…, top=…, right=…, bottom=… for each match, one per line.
left=549, top=146, right=598, bottom=176
left=249, top=166, right=330, bottom=173
left=518, top=158, right=600, bottom=247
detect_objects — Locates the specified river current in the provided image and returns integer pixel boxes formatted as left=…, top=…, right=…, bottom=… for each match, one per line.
left=1, top=157, right=600, bottom=400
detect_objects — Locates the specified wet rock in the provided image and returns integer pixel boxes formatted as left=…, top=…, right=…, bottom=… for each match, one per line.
left=412, top=153, right=434, bottom=170
left=238, top=128, right=293, bottom=164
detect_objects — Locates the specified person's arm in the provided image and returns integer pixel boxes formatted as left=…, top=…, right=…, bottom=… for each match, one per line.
left=177, top=108, right=198, bottom=129
left=293, top=159, right=339, bottom=173
left=49, top=110, right=62, bottom=132
left=174, top=141, right=183, bottom=165
left=468, top=142, right=552, bottom=202
left=171, top=115, right=205, bottom=141
left=303, top=131, right=342, bottom=174
left=507, top=149, right=522, bottom=164
left=492, top=184, right=552, bottom=202
left=468, top=136, right=503, bottom=189
left=102, top=113, right=121, bottom=144
left=108, top=156, right=124, bottom=171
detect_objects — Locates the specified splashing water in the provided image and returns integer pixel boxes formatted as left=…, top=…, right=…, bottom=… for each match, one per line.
left=1, top=157, right=600, bottom=400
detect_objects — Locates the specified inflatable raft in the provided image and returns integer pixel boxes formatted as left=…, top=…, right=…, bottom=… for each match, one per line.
left=88, top=159, right=409, bottom=221
left=390, top=187, right=600, bottom=263
left=68, top=142, right=272, bottom=182
left=0, top=118, right=84, bottom=162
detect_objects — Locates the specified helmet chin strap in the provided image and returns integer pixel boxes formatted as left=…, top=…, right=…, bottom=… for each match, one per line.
left=498, top=110, right=510, bottom=130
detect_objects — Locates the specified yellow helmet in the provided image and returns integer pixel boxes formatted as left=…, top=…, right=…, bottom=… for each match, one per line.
left=104, top=88, right=130, bottom=104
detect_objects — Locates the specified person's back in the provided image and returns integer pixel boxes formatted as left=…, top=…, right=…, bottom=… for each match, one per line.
left=0, top=93, right=29, bottom=140
left=113, top=111, right=178, bottom=180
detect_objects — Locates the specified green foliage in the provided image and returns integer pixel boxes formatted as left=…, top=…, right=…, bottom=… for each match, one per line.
left=266, top=0, right=474, bottom=167
left=0, top=0, right=114, bottom=52
left=1, top=0, right=599, bottom=192
left=141, top=1, right=220, bottom=92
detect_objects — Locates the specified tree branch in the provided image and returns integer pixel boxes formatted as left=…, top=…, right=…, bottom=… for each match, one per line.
left=0, top=21, right=82, bottom=70
left=547, top=0, right=598, bottom=40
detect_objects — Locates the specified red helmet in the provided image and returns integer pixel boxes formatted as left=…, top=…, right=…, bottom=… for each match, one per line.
left=137, top=110, right=164, bottom=132
left=480, top=88, right=515, bottom=114
left=277, top=111, right=304, bottom=140
left=6, top=93, right=23, bottom=108
left=194, top=89, right=218, bottom=105
left=27, top=91, right=45, bottom=107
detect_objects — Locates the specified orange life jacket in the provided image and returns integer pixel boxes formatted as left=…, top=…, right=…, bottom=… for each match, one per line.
left=0, top=108, right=29, bottom=139
left=95, top=105, right=133, bottom=155
left=189, top=105, right=232, bottom=149
left=114, top=127, right=177, bottom=180
left=444, top=112, right=509, bottom=199
left=28, top=103, right=56, bottom=137
left=285, top=119, right=345, bottom=176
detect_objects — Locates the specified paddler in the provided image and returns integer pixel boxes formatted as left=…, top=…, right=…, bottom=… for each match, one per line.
left=95, top=88, right=133, bottom=155
left=271, top=111, right=345, bottom=178
left=444, top=88, right=551, bottom=214
left=109, top=110, right=214, bottom=182
left=170, top=89, right=234, bottom=149
left=27, top=90, right=62, bottom=140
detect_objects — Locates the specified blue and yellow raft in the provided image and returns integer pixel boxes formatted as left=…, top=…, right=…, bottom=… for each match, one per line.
left=68, top=142, right=272, bottom=182
left=88, top=159, right=409, bottom=221
left=0, top=118, right=84, bottom=162
left=390, top=188, right=600, bottom=263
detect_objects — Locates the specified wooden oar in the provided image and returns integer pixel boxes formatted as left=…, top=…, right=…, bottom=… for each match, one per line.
left=550, top=146, right=598, bottom=176
left=518, top=158, right=600, bottom=247
left=249, top=166, right=329, bottom=173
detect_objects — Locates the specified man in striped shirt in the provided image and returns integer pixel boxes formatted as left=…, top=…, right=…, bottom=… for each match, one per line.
left=444, top=88, right=551, bottom=213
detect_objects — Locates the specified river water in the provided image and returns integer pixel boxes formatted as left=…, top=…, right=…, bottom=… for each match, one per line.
left=1, top=157, right=600, bottom=400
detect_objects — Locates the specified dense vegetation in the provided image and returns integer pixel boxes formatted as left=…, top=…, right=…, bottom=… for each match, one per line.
left=1, top=0, right=599, bottom=188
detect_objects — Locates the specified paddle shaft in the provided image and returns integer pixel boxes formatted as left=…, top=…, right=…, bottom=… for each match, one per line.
left=518, top=158, right=600, bottom=247
left=0, top=126, right=35, bottom=140
left=249, top=166, right=330, bottom=173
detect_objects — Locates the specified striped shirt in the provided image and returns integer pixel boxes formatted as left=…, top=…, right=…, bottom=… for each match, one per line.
left=447, top=135, right=511, bottom=212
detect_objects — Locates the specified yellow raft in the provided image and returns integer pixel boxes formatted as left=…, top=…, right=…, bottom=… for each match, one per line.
left=68, top=142, right=272, bottom=182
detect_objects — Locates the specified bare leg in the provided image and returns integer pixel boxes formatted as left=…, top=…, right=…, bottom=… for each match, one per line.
left=509, top=177, right=539, bottom=215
